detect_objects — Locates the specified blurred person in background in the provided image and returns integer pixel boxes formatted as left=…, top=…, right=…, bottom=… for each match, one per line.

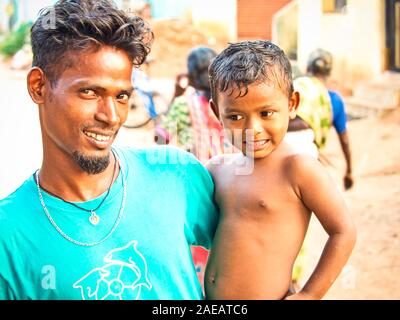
left=156, top=46, right=227, bottom=163
left=287, top=48, right=354, bottom=288
left=287, top=49, right=354, bottom=190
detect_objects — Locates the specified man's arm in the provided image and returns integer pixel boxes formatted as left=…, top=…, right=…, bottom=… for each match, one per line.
left=329, top=90, right=353, bottom=190
left=286, top=155, right=357, bottom=300
left=183, top=154, right=219, bottom=249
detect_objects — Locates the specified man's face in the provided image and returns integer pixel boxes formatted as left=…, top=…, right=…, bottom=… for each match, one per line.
left=35, top=47, right=133, bottom=173
left=214, top=82, right=297, bottom=159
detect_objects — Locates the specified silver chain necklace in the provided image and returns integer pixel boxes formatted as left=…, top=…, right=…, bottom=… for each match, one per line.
left=42, top=152, right=118, bottom=226
left=35, top=154, right=127, bottom=247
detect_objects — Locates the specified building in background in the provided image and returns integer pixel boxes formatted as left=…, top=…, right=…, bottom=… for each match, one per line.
left=2, top=0, right=398, bottom=87
left=236, top=0, right=292, bottom=40
left=273, top=0, right=400, bottom=87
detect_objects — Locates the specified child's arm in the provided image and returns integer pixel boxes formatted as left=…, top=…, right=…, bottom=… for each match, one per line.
left=286, top=155, right=357, bottom=300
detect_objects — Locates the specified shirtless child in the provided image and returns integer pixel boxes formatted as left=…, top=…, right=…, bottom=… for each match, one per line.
left=205, top=40, right=356, bottom=300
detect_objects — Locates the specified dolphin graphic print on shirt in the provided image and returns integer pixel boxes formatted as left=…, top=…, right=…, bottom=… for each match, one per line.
left=73, top=240, right=152, bottom=300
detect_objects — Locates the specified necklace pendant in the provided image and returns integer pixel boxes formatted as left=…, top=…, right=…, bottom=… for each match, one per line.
left=89, top=211, right=100, bottom=226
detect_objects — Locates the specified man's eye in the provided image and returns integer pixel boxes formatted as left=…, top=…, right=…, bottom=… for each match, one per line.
left=227, top=114, right=244, bottom=121
left=117, top=93, right=130, bottom=102
left=261, top=111, right=274, bottom=117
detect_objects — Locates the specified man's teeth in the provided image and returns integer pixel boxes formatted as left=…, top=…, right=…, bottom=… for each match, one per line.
left=84, top=131, right=111, bottom=142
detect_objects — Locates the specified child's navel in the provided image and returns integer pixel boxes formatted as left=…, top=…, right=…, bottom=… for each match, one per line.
left=208, top=272, right=216, bottom=284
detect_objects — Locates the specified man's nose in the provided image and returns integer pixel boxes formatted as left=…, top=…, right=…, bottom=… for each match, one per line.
left=95, top=97, right=119, bottom=126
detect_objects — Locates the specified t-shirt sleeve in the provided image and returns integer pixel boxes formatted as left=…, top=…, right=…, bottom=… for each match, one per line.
left=183, top=152, right=219, bottom=249
left=329, top=90, right=347, bottom=134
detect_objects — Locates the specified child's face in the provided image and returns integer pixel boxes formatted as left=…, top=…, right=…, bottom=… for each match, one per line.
left=212, top=82, right=298, bottom=159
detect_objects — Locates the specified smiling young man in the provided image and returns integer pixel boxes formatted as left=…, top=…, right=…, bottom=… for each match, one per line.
left=0, top=0, right=219, bottom=300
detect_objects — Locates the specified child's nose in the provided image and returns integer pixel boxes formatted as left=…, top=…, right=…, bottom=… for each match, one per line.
left=247, top=118, right=263, bottom=134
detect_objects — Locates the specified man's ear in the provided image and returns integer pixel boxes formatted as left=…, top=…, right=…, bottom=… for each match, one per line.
left=210, top=99, right=220, bottom=119
left=27, top=67, right=47, bottom=105
left=288, top=91, right=300, bottom=120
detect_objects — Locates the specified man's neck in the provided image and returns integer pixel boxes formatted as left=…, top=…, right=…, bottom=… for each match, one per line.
left=38, top=150, right=119, bottom=202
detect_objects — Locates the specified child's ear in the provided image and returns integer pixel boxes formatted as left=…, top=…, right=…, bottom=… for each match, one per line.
left=288, top=91, right=300, bottom=120
left=210, top=99, right=220, bottom=119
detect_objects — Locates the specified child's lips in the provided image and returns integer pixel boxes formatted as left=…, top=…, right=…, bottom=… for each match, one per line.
left=245, top=139, right=270, bottom=151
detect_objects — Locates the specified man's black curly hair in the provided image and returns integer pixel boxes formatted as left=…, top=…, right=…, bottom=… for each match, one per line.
left=31, top=0, right=153, bottom=86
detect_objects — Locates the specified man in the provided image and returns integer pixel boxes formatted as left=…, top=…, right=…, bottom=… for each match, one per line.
left=287, top=49, right=354, bottom=190
left=0, top=0, right=218, bottom=300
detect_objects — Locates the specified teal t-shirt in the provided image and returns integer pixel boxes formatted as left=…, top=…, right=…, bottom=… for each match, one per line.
left=0, top=146, right=218, bottom=300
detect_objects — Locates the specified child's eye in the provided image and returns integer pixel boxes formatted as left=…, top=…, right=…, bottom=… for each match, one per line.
left=261, top=111, right=274, bottom=117
left=227, top=114, right=244, bottom=121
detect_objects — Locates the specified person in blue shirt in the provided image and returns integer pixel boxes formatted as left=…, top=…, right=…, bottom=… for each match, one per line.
left=314, top=50, right=354, bottom=190
left=289, top=49, right=354, bottom=190
left=328, top=89, right=353, bottom=188
left=0, top=0, right=218, bottom=300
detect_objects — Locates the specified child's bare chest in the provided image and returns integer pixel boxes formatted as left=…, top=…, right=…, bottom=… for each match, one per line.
left=214, top=166, right=295, bottom=218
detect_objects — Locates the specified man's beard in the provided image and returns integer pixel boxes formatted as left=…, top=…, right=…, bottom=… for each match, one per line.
left=72, top=151, right=110, bottom=175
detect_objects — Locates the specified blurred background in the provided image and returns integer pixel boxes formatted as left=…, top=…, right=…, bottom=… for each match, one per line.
left=0, top=0, right=399, bottom=299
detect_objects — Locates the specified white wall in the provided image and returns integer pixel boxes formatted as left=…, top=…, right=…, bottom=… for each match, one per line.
left=297, top=0, right=386, bottom=85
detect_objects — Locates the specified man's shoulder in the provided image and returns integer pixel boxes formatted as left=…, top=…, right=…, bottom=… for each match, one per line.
left=206, top=153, right=240, bottom=173
left=115, top=146, right=206, bottom=181
left=115, top=146, right=214, bottom=189
left=115, top=145, right=199, bottom=166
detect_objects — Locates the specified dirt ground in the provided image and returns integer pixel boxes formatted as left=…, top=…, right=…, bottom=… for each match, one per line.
left=145, top=19, right=230, bottom=78
left=300, top=109, right=400, bottom=299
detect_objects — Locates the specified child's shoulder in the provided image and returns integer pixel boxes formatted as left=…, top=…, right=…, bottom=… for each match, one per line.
left=282, top=151, right=318, bottom=167
left=281, top=151, right=323, bottom=179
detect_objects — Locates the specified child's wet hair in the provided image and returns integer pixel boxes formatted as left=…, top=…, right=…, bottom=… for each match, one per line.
left=209, top=40, right=294, bottom=104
